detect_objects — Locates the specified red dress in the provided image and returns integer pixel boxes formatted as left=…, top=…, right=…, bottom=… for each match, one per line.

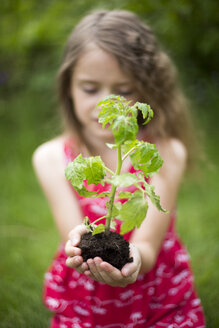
left=43, top=139, right=205, bottom=328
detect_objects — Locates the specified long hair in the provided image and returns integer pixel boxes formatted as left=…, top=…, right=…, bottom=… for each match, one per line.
left=58, top=9, right=197, bottom=166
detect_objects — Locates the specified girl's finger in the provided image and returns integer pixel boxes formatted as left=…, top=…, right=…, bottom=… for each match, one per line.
left=68, top=224, right=89, bottom=246
left=99, top=261, right=124, bottom=281
left=66, top=256, right=88, bottom=273
left=87, top=258, right=104, bottom=282
left=121, top=262, right=138, bottom=277
left=121, top=243, right=141, bottom=277
left=96, top=261, right=126, bottom=286
left=66, top=255, right=83, bottom=268
left=65, top=240, right=81, bottom=257
left=78, top=262, right=89, bottom=274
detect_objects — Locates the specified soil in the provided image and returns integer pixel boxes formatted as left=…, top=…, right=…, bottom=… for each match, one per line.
left=78, top=231, right=133, bottom=270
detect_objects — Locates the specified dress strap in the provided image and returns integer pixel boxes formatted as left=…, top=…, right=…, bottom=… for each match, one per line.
left=63, top=138, right=79, bottom=165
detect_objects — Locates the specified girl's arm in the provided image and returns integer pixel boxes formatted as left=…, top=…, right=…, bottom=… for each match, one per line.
left=65, top=138, right=187, bottom=286
left=130, top=137, right=187, bottom=273
left=32, top=137, right=85, bottom=243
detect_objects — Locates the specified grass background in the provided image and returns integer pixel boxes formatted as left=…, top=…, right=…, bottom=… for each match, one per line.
left=0, top=1, right=219, bottom=327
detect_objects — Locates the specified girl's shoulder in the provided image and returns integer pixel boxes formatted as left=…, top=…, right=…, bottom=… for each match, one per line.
left=155, top=137, right=187, bottom=176
left=32, top=135, right=68, bottom=177
left=141, top=131, right=187, bottom=165
left=156, top=137, right=187, bottom=160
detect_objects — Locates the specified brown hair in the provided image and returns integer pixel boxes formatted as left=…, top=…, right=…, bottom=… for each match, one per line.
left=58, top=9, right=197, bottom=166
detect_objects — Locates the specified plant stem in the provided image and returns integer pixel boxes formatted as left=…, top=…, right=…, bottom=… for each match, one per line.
left=103, top=165, right=115, bottom=176
left=122, top=146, right=136, bottom=161
left=89, top=216, right=106, bottom=227
left=105, top=144, right=122, bottom=233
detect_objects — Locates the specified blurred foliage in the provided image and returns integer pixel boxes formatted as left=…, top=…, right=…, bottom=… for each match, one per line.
left=0, top=0, right=218, bottom=93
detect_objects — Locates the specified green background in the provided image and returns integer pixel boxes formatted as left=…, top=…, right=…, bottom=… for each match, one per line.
left=0, top=0, right=218, bottom=327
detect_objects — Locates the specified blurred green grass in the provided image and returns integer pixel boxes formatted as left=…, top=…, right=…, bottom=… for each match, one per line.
left=0, top=80, right=218, bottom=326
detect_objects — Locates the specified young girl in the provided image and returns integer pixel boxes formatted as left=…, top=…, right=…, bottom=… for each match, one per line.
left=33, top=9, right=205, bottom=328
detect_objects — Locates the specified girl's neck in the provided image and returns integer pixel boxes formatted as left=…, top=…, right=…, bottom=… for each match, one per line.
left=80, top=130, right=115, bottom=157
left=76, top=127, right=150, bottom=155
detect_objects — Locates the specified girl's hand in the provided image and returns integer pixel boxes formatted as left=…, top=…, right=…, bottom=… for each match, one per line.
left=65, top=224, right=89, bottom=274
left=65, top=225, right=142, bottom=286
left=85, top=243, right=142, bottom=287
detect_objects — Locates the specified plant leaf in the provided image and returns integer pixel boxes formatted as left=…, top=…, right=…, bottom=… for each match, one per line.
left=118, top=190, right=148, bottom=234
left=91, top=191, right=110, bottom=198
left=98, top=111, right=118, bottom=129
left=111, top=201, right=122, bottom=217
left=84, top=156, right=106, bottom=185
left=143, top=182, right=167, bottom=212
left=83, top=216, right=90, bottom=229
left=133, top=102, right=154, bottom=124
left=110, top=219, right=117, bottom=230
left=92, top=224, right=105, bottom=235
left=106, top=143, right=118, bottom=149
left=112, top=115, right=138, bottom=145
left=65, top=154, right=87, bottom=189
left=65, top=154, right=106, bottom=196
left=117, top=191, right=132, bottom=199
left=97, top=94, right=126, bottom=106
left=107, top=172, right=139, bottom=187
left=74, top=186, right=96, bottom=197
left=97, top=95, right=123, bottom=129
left=123, top=141, right=163, bottom=177
left=122, top=140, right=139, bottom=155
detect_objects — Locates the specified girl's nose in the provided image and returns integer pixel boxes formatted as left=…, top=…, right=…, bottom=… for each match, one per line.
left=95, top=90, right=112, bottom=111
left=98, top=88, right=112, bottom=102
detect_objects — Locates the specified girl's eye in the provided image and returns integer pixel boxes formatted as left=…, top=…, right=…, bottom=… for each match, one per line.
left=117, top=90, right=133, bottom=96
left=83, top=88, right=97, bottom=94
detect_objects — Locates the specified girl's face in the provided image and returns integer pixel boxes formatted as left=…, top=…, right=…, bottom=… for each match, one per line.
left=70, top=45, right=139, bottom=142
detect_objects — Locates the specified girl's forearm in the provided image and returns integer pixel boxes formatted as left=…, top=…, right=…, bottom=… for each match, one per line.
left=134, top=241, right=157, bottom=274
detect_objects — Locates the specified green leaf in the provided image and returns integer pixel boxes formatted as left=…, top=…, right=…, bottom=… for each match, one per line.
left=136, top=154, right=163, bottom=177
left=92, top=224, right=105, bottom=235
left=84, top=156, right=106, bottom=185
left=147, top=153, right=164, bottom=173
left=106, top=143, right=118, bottom=149
left=83, top=216, right=90, bottom=229
left=118, top=190, right=148, bottom=234
left=98, top=111, right=118, bottom=129
left=110, top=219, right=117, bottom=230
left=111, top=201, right=122, bottom=217
left=123, top=141, right=163, bottom=177
left=97, top=95, right=123, bottom=129
left=65, top=154, right=87, bottom=189
left=107, top=173, right=139, bottom=187
left=91, top=191, right=110, bottom=198
left=117, top=191, right=132, bottom=199
left=65, top=154, right=106, bottom=197
left=112, top=115, right=138, bottom=145
left=122, top=140, right=139, bottom=155
left=74, top=186, right=96, bottom=197
left=132, top=142, right=157, bottom=163
left=106, top=201, right=122, bottom=218
left=97, top=94, right=126, bottom=107
left=133, top=102, right=154, bottom=124
left=97, top=95, right=143, bottom=146
left=143, top=182, right=167, bottom=213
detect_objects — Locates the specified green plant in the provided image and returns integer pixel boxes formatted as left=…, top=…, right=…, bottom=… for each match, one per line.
left=65, top=95, right=167, bottom=236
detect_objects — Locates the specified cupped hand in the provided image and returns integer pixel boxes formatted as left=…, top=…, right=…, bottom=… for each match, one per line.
left=65, top=224, right=89, bottom=274
left=65, top=226, right=142, bottom=286
left=84, top=243, right=142, bottom=287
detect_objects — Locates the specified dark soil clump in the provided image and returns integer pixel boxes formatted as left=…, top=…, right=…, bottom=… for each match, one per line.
left=78, top=231, right=133, bottom=270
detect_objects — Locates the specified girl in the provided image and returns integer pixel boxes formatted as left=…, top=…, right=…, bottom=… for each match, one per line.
left=32, top=9, right=205, bottom=328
